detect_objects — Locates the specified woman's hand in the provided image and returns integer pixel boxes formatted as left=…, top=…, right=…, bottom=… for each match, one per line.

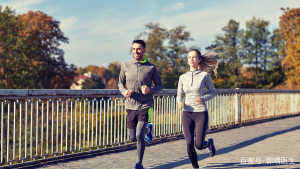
left=195, top=98, right=204, bottom=104
left=125, top=90, right=133, bottom=98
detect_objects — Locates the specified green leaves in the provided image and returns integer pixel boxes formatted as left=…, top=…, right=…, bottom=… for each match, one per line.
left=136, top=23, right=191, bottom=88
left=0, top=7, right=76, bottom=89
left=209, top=18, right=286, bottom=89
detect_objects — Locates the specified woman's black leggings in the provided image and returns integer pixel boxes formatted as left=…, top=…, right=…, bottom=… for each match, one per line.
left=182, top=111, right=209, bottom=168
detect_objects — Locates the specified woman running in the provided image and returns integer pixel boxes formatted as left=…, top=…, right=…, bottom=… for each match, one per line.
left=177, top=49, right=217, bottom=169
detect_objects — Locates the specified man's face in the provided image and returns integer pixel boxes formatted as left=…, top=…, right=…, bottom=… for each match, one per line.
left=132, top=43, right=145, bottom=61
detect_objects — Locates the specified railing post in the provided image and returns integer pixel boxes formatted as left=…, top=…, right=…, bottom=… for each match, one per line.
left=235, top=88, right=242, bottom=125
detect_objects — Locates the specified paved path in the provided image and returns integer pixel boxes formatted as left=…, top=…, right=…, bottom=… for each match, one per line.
left=41, top=115, right=300, bottom=169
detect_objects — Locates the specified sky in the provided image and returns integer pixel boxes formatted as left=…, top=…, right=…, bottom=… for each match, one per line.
left=0, top=0, right=299, bottom=68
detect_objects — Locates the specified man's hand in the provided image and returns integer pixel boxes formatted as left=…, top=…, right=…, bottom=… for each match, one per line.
left=125, top=90, right=133, bottom=98
left=195, top=98, right=204, bottom=104
left=177, top=102, right=183, bottom=110
left=141, top=85, right=150, bottom=95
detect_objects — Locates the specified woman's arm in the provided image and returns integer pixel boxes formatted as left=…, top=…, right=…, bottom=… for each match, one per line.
left=176, top=76, right=185, bottom=109
left=201, top=74, right=216, bottom=102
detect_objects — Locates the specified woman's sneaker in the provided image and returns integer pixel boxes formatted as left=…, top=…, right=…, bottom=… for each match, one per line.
left=208, top=138, right=216, bottom=157
left=145, top=123, right=153, bottom=143
left=135, top=163, right=144, bottom=169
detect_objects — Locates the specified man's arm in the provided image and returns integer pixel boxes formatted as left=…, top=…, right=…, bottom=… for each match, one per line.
left=149, top=66, right=162, bottom=94
left=118, top=63, right=128, bottom=97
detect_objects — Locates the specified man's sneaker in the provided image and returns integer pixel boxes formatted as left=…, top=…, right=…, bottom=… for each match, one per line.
left=135, top=163, right=144, bottom=169
left=145, top=123, right=153, bottom=143
left=208, top=138, right=216, bottom=157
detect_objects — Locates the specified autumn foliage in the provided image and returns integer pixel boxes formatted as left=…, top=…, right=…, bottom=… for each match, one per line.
left=1, top=6, right=299, bottom=90
left=279, top=8, right=300, bottom=89
left=0, top=7, right=76, bottom=89
left=78, top=62, right=121, bottom=89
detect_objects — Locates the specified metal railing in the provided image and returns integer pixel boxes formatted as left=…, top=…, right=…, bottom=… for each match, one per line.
left=0, top=89, right=299, bottom=166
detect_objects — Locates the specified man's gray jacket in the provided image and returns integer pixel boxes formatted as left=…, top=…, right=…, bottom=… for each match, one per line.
left=118, top=59, right=162, bottom=110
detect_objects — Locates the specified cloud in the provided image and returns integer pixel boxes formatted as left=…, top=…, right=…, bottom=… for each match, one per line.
left=157, top=0, right=300, bottom=49
left=65, top=0, right=297, bottom=67
left=1, top=0, right=46, bottom=13
left=6, top=0, right=296, bottom=67
left=60, top=16, right=78, bottom=33
left=160, top=0, right=300, bottom=31
left=164, top=2, right=185, bottom=12
left=62, top=36, right=133, bottom=67
left=62, top=14, right=152, bottom=67
left=84, top=15, right=150, bottom=39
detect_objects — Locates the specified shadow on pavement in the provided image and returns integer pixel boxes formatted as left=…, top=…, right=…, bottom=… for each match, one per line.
left=204, top=162, right=300, bottom=169
left=215, top=125, right=300, bottom=156
left=150, top=125, right=300, bottom=169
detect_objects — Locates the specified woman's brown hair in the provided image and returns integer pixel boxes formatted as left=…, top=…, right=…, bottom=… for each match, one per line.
left=189, top=49, right=218, bottom=75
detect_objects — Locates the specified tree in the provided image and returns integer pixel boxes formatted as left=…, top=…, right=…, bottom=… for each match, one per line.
left=105, top=62, right=120, bottom=89
left=137, top=23, right=191, bottom=88
left=83, top=65, right=110, bottom=84
left=78, top=62, right=120, bottom=89
left=107, top=61, right=121, bottom=79
left=0, top=7, right=76, bottom=89
left=207, top=19, right=243, bottom=88
left=264, top=29, right=286, bottom=88
left=240, top=17, right=271, bottom=88
left=106, top=78, right=118, bottom=89
left=0, top=7, right=19, bottom=88
left=208, top=18, right=286, bottom=89
left=82, top=75, right=105, bottom=89
left=279, top=8, right=300, bottom=89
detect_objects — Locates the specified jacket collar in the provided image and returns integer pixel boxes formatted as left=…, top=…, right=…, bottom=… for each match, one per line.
left=189, top=70, right=202, bottom=74
left=132, top=58, right=148, bottom=64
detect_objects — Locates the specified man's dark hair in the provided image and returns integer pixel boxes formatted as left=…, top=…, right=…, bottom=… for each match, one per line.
left=133, top=39, right=146, bottom=48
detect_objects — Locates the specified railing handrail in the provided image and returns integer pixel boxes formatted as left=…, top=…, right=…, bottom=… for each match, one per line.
left=216, top=88, right=300, bottom=94
left=0, top=89, right=299, bottom=97
left=0, top=89, right=178, bottom=98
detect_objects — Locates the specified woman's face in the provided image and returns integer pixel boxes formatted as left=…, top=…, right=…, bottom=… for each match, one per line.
left=187, top=51, right=200, bottom=68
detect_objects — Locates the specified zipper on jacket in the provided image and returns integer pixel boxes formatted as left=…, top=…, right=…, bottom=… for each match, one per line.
left=137, top=63, right=140, bottom=93
left=191, top=71, right=193, bottom=86
left=137, top=63, right=139, bottom=84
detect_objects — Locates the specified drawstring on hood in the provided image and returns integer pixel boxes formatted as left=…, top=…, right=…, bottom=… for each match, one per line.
left=190, top=70, right=201, bottom=86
